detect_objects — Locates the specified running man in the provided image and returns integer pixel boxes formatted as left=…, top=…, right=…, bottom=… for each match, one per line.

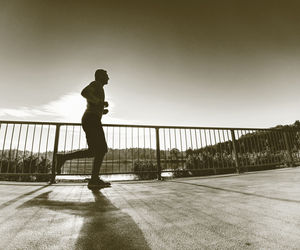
left=56, top=69, right=110, bottom=189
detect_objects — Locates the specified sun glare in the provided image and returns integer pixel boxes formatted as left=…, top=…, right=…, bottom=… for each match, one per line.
left=42, top=92, right=86, bottom=122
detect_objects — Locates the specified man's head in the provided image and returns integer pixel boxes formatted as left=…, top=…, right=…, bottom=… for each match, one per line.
left=95, top=69, right=109, bottom=85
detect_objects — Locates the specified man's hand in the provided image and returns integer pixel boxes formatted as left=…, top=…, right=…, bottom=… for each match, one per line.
left=103, top=109, right=109, bottom=115
left=104, top=101, right=109, bottom=108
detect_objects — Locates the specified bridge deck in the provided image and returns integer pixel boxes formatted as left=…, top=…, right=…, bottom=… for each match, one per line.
left=1, top=168, right=300, bottom=249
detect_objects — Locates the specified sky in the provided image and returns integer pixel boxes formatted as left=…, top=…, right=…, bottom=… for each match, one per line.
left=0, top=0, right=300, bottom=128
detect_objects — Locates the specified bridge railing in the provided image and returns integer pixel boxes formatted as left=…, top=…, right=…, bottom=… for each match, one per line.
left=0, top=120, right=299, bottom=182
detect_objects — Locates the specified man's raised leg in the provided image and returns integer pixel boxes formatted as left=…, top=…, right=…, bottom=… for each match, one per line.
left=56, top=149, right=94, bottom=174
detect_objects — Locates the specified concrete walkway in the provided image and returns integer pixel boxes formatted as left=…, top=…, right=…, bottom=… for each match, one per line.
left=1, top=168, right=300, bottom=250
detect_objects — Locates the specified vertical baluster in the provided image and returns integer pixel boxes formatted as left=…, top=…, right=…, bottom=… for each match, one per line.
left=155, top=127, right=161, bottom=180
left=225, top=130, right=233, bottom=169
left=22, top=125, right=29, bottom=174
left=274, top=130, right=284, bottom=164
left=237, top=130, right=244, bottom=168
left=221, top=129, right=229, bottom=169
left=62, top=126, right=68, bottom=174
left=190, top=129, right=193, bottom=150
left=37, top=125, right=43, bottom=159
left=179, top=129, right=183, bottom=168
left=50, top=124, right=60, bottom=183
left=247, top=129, right=254, bottom=166
left=194, top=129, right=198, bottom=150
left=169, top=128, right=172, bottom=169
left=217, top=129, right=224, bottom=169
left=197, top=129, right=202, bottom=170
left=29, top=125, right=36, bottom=174
left=149, top=128, right=152, bottom=164
left=45, top=125, right=50, bottom=173
left=194, top=129, right=200, bottom=170
left=163, top=129, right=167, bottom=170
left=213, top=129, right=219, bottom=171
left=184, top=129, right=188, bottom=152
left=7, top=124, right=15, bottom=173
left=244, top=130, right=252, bottom=170
left=131, top=127, right=134, bottom=170
left=69, top=126, right=75, bottom=173
left=111, top=126, right=114, bottom=172
left=283, top=129, right=294, bottom=167
left=63, top=126, right=68, bottom=154
left=0, top=124, right=8, bottom=173
left=137, top=127, right=140, bottom=172
left=203, top=129, right=209, bottom=169
left=77, top=126, right=81, bottom=174
left=143, top=127, right=146, bottom=163
left=241, top=130, right=249, bottom=171
left=267, top=130, right=275, bottom=164
left=119, top=127, right=121, bottom=173
left=209, top=129, right=216, bottom=174
left=125, top=127, right=128, bottom=172
left=36, top=125, right=43, bottom=174
left=83, top=130, right=87, bottom=174
left=230, top=129, right=240, bottom=174
left=253, top=130, right=262, bottom=166
left=14, top=124, right=23, bottom=173
left=105, top=126, right=108, bottom=170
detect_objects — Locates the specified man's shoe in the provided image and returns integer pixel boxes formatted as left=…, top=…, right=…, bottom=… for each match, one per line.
left=88, top=178, right=111, bottom=190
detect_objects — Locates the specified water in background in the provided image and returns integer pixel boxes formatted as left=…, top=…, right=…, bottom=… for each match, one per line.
left=56, top=171, right=173, bottom=182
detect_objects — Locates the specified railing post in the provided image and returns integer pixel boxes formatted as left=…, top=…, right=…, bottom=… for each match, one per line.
left=155, top=127, right=162, bottom=180
left=50, top=124, right=60, bottom=184
left=230, top=129, right=240, bottom=174
left=283, top=129, right=294, bottom=167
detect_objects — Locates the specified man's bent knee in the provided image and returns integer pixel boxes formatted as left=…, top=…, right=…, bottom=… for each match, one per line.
left=88, top=148, right=107, bottom=157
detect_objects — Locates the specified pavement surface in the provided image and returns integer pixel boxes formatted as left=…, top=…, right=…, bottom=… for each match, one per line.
left=1, top=167, right=300, bottom=250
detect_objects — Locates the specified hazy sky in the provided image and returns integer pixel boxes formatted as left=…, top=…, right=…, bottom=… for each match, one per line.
left=0, top=0, right=300, bottom=128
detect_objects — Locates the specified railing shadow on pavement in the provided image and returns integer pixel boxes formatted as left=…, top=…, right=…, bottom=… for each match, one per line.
left=0, top=184, right=50, bottom=210
left=170, top=180, right=300, bottom=204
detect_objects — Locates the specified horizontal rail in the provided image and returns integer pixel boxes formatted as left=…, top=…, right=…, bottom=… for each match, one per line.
left=0, top=120, right=294, bottom=131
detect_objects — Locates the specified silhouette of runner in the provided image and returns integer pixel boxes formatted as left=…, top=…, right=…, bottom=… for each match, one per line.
left=56, top=69, right=110, bottom=189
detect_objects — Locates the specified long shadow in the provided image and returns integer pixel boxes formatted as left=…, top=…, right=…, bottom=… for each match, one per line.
left=171, top=180, right=300, bottom=204
left=19, top=189, right=150, bottom=250
left=0, top=184, right=50, bottom=209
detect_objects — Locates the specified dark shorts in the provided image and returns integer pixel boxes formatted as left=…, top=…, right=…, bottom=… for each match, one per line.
left=81, top=112, right=108, bottom=155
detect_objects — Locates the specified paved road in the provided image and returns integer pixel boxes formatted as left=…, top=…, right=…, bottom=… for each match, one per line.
left=0, top=167, right=300, bottom=249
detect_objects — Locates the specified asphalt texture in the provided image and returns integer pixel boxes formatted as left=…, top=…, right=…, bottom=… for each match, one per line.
left=1, top=167, right=300, bottom=250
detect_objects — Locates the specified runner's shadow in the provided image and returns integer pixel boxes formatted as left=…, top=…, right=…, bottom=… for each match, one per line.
left=19, top=190, right=150, bottom=250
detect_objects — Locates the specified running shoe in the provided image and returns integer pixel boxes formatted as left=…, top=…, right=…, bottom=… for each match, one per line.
left=88, top=178, right=111, bottom=190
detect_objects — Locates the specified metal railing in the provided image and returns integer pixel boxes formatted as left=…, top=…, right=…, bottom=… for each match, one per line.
left=1, top=120, right=300, bottom=182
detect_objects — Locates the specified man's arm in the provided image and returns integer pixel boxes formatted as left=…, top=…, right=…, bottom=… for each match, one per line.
left=81, top=85, right=102, bottom=104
